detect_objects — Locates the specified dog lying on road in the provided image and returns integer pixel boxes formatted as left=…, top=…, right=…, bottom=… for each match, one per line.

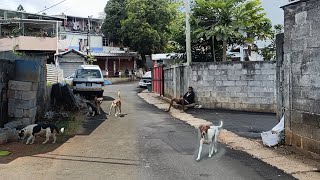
left=18, top=124, right=64, bottom=144
left=196, top=121, right=223, bottom=161
left=108, top=91, right=121, bottom=116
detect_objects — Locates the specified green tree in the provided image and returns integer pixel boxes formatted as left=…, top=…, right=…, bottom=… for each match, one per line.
left=165, top=1, right=185, bottom=53
left=258, top=24, right=283, bottom=61
left=102, top=0, right=127, bottom=45
left=193, top=0, right=272, bottom=61
left=121, top=0, right=176, bottom=64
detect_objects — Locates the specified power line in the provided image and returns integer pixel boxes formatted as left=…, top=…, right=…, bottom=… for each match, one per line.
left=35, top=0, right=67, bottom=14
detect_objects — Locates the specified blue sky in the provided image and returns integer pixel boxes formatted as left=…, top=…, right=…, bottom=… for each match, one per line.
left=261, top=0, right=288, bottom=25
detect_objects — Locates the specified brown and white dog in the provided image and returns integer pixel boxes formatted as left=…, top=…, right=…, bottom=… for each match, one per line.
left=18, top=124, right=64, bottom=145
left=196, top=121, right=223, bottom=161
left=85, top=96, right=103, bottom=116
left=94, top=96, right=103, bottom=114
left=108, top=91, right=121, bottom=116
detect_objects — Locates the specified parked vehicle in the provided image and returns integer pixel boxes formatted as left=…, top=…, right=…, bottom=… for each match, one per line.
left=139, top=71, right=152, bottom=88
left=64, top=73, right=75, bottom=85
left=73, top=65, right=104, bottom=97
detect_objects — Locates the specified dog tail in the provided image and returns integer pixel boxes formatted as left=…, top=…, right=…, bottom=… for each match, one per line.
left=118, top=91, right=121, bottom=99
left=218, top=121, right=223, bottom=128
left=55, top=127, right=65, bottom=134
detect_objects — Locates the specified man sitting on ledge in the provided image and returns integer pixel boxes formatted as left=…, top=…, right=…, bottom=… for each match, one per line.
left=165, top=86, right=195, bottom=112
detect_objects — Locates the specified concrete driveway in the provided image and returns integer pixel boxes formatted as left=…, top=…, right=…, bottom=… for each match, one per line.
left=0, top=82, right=295, bottom=180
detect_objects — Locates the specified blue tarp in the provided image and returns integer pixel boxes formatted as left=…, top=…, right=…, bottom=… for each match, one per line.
left=104, top=80, right=112, bottom=85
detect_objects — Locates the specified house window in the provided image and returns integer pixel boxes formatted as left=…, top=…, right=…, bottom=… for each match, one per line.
left=102, top=37, right=108, bottom=46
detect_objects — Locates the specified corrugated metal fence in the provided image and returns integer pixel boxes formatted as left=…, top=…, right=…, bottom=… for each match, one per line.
left=46, top=64, right=64, bottom=84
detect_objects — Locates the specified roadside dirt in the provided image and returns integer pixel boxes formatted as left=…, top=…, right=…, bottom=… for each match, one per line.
left=0, top=135, right=71, bottom=164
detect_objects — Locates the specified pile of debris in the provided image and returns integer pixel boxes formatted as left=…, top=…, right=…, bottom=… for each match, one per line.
left=50, top=83, right=81, bottom=111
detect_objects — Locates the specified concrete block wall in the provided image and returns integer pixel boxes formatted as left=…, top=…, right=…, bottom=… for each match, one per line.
left=189, top=62, right=276, bottom=113
left=282, top=0, right=320, bottom=155
left=163, top=61, right=276, bottom=113
left=0, top=51, right=47, bottom=123
left=7, top=80, right=38, bottom=126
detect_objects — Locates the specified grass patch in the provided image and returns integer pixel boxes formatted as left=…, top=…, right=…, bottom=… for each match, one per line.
left=55, top=112, right=85, bottom=137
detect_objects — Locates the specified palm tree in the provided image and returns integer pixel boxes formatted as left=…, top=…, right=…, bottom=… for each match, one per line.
left=193, top=0, right=272, bottom=61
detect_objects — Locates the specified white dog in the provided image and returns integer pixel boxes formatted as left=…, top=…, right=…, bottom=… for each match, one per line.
left=18, top=124, right=64, bottom=145
left=196, top=121, right=223, bottom=161
left=108, top=91, right=121, bottom=116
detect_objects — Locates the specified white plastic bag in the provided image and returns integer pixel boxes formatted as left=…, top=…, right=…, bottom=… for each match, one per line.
left=261, top=116, right=285, bottom=147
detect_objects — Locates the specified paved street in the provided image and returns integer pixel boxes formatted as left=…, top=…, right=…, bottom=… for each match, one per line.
left=0, top=82, right=295, bottom=180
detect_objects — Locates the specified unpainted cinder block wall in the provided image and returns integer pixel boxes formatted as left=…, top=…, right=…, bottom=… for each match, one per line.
left=283, top=0, right=320, bottom=155
left=163, top=61, right=276, bottom=113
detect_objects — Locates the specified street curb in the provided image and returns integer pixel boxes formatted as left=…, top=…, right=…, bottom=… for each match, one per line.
left=138, top=90, right=320, bottom=180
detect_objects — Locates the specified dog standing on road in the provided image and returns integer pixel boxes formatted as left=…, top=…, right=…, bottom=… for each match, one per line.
left=18, top=124, right=64, bottom=145
left=108, top=91, right=121, bottom=116
left=196, top=121, right=223, bottom=161
left=85, top=96, right=103, bottom=117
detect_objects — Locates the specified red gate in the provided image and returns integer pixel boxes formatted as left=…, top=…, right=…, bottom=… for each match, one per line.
left=152, top=65, right=163, bottom=96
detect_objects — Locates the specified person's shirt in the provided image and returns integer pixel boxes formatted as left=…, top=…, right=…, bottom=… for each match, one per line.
left=183, top=91, right=195, bottom=104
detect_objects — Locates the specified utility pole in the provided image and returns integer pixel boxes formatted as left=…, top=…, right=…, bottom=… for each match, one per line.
left=87, top=16, right=91, bottom=55
left=185, top=0, right=192, bottom=65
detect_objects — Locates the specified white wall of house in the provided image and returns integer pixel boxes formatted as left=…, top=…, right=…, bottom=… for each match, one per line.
left=58, top=32, right=103, bottom=52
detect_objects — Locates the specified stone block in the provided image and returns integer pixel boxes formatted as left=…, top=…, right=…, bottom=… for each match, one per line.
left=0, top=128, right=19, bottom=142
left=261, top=69, right=275, bottom=75
left=10, top=98, right=37, bottom=109
left=208, top=64, right=216, bottom=70
left=226, top=87, right=241, bottom=93
left=235, top=81, right=247, bottom=86
left=4, top=121, right=23, bottom=129
left=9, top=80, right=32, bottom=91
left=23, top=107, right=37, bottom=118
left=216, top=81, right=223, bottom=86
left=262, top=81, right=274, bottom=87
left=227, top=75, right=240, bottom=81
left=302, top=112, right=320, bottom=127
left=302, top=137, right=320, bottom=155
left=312, top=128, right=320, bottom=141
left=21, top=118, right=33, bottom=126
left=247, top=104, right=259, bottom=111
left=295, top=11, right=307, bottom=26
left=32, top=82, right=39, bottom=91
left=223, top=81, right=235, bottom=86
left=248, top=81, right=261, bottom=87
left=8, top=108, right=23, bottom=118
left=0, top=132, right=8, bottom=145
left=21, top=91, right=37, bottom=100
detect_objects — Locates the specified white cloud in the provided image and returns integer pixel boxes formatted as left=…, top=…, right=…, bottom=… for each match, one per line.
left=0, top=0, right=109, bottom=18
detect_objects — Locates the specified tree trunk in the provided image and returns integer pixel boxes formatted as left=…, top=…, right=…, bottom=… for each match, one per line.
left=212, top=36, right=216, bottom=62
left=141, top=54, right=147, bottom=71
left=223, top=40, right=227, bottom=61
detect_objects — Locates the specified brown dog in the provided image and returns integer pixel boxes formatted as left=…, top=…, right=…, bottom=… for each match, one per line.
left=94, top=96, right=103, bottom=114
left=108, top=91, right=121, bottom=116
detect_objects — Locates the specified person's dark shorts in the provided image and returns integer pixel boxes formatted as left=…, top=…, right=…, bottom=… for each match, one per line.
left=177, top=99, right=190, bottom=105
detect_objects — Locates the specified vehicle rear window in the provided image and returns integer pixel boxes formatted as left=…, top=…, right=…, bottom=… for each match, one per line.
left=76, top=69, right=102, bottom=78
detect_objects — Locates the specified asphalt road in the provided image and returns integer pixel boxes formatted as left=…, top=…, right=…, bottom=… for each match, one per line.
left=0, top=82, right=295, bottom=180
left=187, top=108, right=278, bottom=139
left=109, top=82, right=294, bottom=180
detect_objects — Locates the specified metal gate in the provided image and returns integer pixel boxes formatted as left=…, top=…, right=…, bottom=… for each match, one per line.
left=152, top=65, right=164, bottom=96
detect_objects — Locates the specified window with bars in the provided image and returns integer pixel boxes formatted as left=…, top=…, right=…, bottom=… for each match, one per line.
left=102, top=37, right=108, bottom=46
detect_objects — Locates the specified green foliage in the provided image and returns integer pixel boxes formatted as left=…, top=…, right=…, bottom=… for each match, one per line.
left=85, top=54, right=97, bottom=65
left=102, top=0, right=127, bottom=45
left=258, top=24, right=283, bottom=61
left=121, top=0, right=177, bottom=62
left=192, top=0, right=273, bottom=61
